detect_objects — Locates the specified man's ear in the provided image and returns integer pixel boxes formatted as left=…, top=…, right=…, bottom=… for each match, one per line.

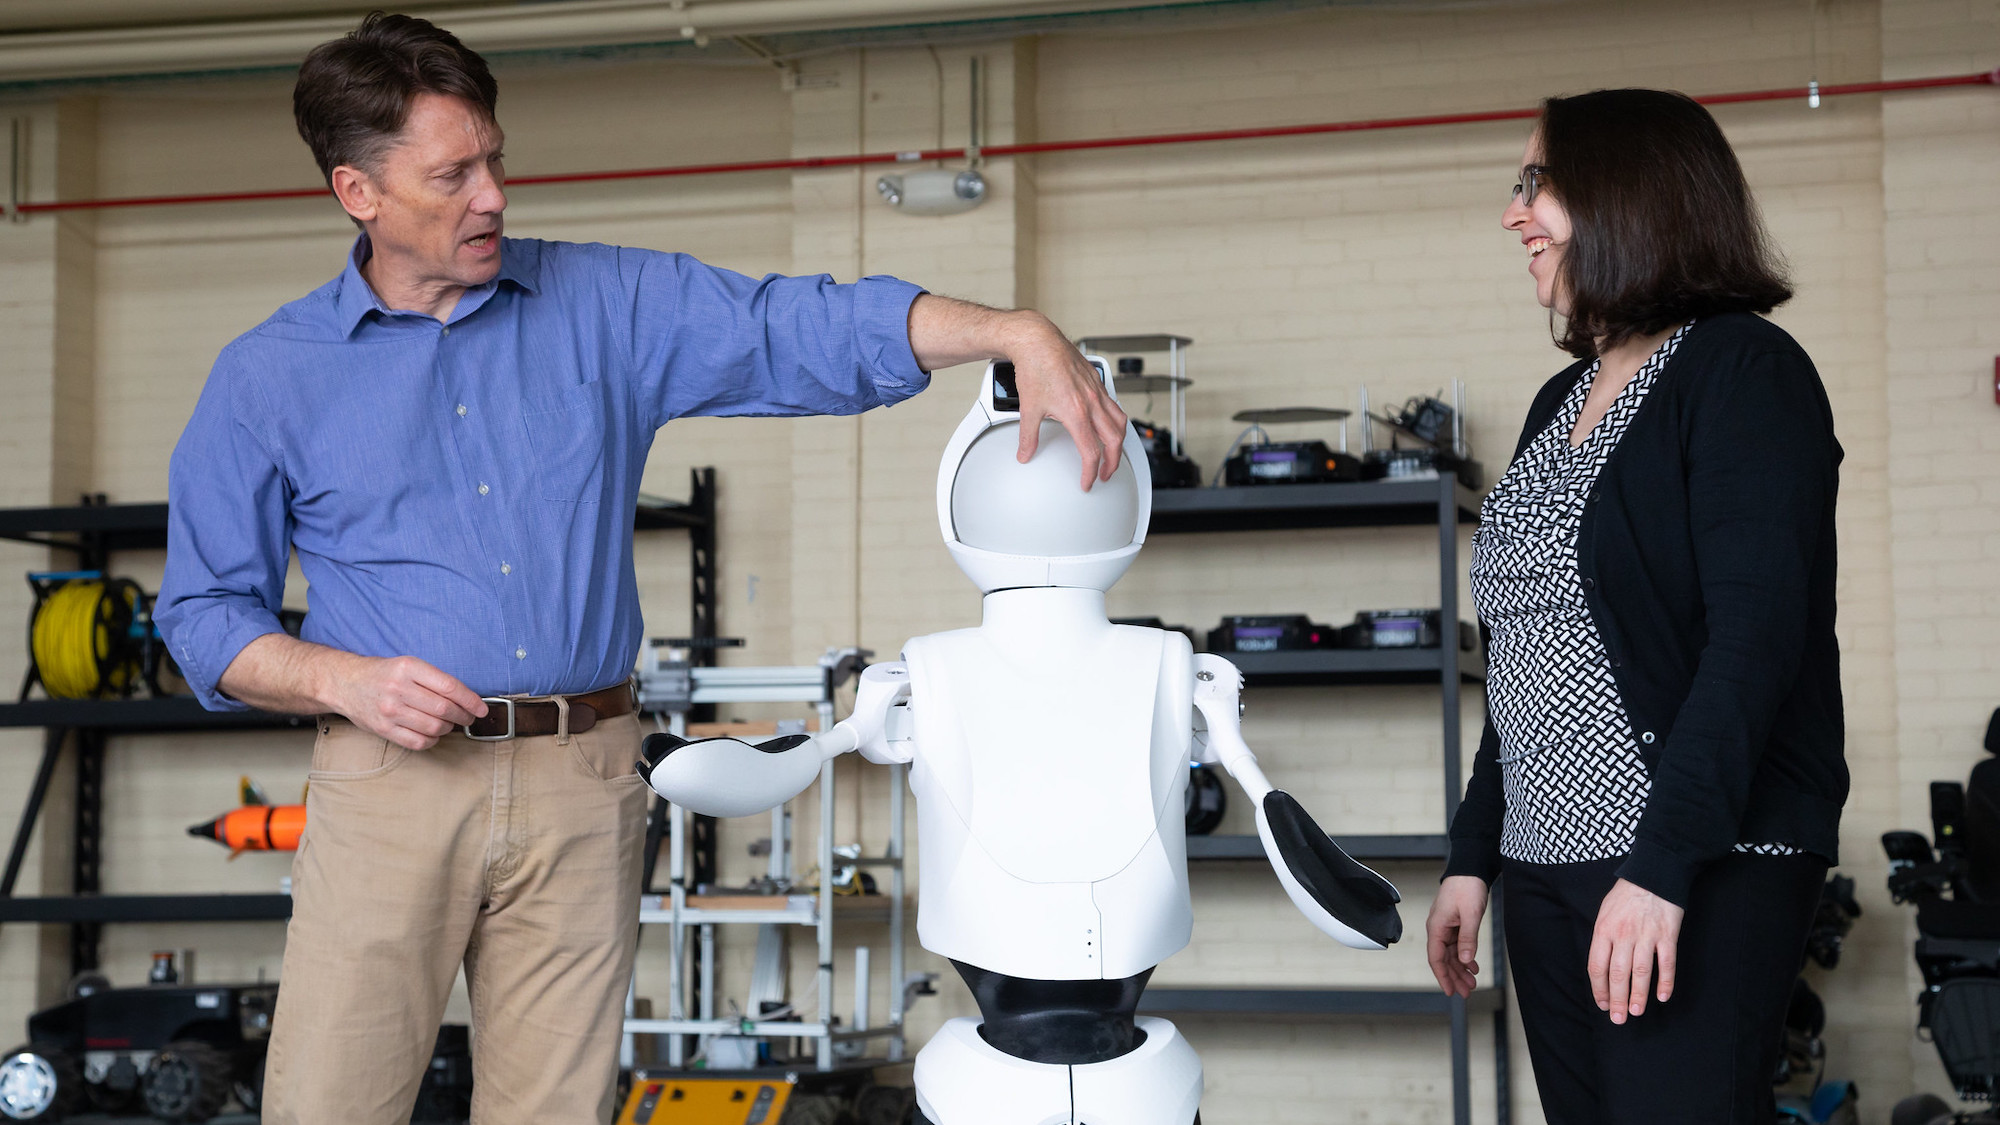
left=329, top=165, right=379, bottom=224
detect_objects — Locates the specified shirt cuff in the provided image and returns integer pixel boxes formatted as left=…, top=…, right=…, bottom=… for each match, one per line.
left=171, top=607, right=285, bottom=713
left=852, top=276, right=930, bottom=406
left=1615, top=838, right=1700, bottom=908
left=1443, top=834, right=1502, bottom=885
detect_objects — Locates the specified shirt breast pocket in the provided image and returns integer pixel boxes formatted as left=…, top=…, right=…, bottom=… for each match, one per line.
left=520, top=380, right=610, bottom=503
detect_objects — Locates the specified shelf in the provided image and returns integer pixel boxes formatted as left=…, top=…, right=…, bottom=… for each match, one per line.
left=0, top=478, right=721, bottom=984
left=0, top=894, right=291, bottom=924
left=0, top=698, right=309, bottom=731
left=1139, top=986, right=1501, bottom=1018
left=634, top=496, right=713, bottom=532
left=1187, top=833, right=1447, bottom=862
left=1147, top=479, right=1480, bottom=535
left=0, top=502, right=172, bottom=552
left=1226, top=647, right=1483, bottom=686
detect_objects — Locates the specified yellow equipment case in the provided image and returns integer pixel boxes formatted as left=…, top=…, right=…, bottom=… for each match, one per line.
left=616, top=1063, right=914, bottom=1125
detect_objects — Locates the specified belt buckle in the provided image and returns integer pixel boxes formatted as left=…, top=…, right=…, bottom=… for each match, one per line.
left=465, top=697, right=516, bottom=742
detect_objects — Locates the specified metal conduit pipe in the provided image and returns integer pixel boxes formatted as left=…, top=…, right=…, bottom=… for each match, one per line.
left=8, top=69, right=1996, bottom=216
left=0, top=0, right=1194, bottom=84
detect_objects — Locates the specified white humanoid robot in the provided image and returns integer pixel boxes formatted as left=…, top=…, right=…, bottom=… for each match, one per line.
left=637, top=359, right=1403, bottom=1125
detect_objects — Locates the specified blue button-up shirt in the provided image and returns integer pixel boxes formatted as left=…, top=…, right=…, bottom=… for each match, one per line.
left=158, top=236, right=928, bottom=710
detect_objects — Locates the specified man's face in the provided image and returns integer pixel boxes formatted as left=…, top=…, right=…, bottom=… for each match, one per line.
left=337, top=92, right=507, bottom=294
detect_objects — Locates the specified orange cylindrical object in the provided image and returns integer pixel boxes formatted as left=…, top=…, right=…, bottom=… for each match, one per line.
left=190, top=804, right=306, bottom=851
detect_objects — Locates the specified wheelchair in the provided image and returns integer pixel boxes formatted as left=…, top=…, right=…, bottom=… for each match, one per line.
left=1882, top=707, right=2000, bottom=1125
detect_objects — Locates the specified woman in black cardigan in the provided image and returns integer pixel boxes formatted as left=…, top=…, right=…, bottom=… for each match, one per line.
left=1424, top=89, right=1846, bottom=1124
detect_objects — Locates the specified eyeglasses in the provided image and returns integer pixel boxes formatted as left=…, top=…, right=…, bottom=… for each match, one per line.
left=1512, top=164, right=1552, bottom=206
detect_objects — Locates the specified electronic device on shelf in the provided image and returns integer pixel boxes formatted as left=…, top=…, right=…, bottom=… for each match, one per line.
left=1076, top=336, right=1201, bottom=492
left=1334, top=609, right=1478, bottom=652
left=1356, top=383, right=1483, bottom=489
left=1185, top=763, right=1226, bottom=835
left=1219, top=407, right=1362, bottom=486
left=1224, top=439, right=1361, bottom=485
left=1204, top=614, right=1341, bottom=654
left=1120, top=359, right=1202, bottom=489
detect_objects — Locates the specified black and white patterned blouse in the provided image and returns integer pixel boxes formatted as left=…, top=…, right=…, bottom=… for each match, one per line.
left=1470, top=324, right=1796, bottom=864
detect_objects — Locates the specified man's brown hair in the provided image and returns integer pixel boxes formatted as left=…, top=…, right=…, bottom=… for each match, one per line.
left=293, top=11, right=499, bottom=184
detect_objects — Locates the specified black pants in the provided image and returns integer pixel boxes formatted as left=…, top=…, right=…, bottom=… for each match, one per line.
left=1502, top=852, right=1827, bottom=1125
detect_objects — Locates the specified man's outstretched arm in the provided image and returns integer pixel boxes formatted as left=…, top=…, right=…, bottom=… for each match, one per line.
left=907, top=294, right=1129, bottom=490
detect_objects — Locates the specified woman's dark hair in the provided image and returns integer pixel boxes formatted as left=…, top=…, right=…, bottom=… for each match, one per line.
left=1537, top=88, right=1792, bottom=358
left=293, top=11, right=499, bottom=185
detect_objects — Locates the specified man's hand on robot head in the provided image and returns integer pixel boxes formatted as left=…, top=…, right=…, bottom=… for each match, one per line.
left=1008, top=327, right=1129, bottom=491
left=635, top=732, right=827, bottom=818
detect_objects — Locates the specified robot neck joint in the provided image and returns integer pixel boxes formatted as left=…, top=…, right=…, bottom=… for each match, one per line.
left=979, top=587, right=1111, bottom=650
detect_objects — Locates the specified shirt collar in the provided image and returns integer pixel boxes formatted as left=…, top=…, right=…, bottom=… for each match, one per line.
left=333, top=232, right=541, bottom=336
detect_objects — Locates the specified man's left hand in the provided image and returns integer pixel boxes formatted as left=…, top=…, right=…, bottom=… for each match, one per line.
left=906, top=296, right=1128, bottom=490
left=1588, top=877, right=1684, bottom=1024
left=1006, top=320, right=1128, bottom=489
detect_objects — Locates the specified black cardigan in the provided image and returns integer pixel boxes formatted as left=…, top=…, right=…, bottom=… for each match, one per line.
left=1444, top=313, right=1847, bottom=906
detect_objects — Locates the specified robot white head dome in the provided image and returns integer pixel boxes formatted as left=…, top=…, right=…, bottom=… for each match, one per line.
left=951, top=422, right=1141, bottom=556
left=937, top=359, right=1152, bottom=593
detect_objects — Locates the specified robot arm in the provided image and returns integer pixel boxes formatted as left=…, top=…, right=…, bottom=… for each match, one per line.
left=635, top=663, right=913, bottom=817
left=1192, top=653, right=1405, bottom=951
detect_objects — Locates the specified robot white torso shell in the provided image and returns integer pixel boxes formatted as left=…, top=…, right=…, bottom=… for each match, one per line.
left=900, top=622, right=1195, bottom=981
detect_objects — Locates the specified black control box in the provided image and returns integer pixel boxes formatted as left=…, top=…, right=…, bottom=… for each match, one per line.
left=1205, top=614, right=1340, bottom=653
left=1223, top=440, right=1362, bottom=486
left=1336, top=609, right=1478, bottom=651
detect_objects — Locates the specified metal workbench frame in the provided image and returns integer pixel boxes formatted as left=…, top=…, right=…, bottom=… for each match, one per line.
left=622, top=654, right=910, bottom=1073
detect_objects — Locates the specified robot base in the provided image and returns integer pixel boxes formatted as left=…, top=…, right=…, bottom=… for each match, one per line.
left=912, top=1016, right=1201, bottom=1125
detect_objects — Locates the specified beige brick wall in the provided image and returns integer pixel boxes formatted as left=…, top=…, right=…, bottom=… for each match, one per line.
left=1882, top=0, right=2000, bottom=1106
left=0, top=0, right=1994, bottom=1120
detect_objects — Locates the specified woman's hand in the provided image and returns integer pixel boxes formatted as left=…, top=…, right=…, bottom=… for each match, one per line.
left=1589, top=878, right=1684, bottom=1023
left=1426, top=875, right=1491, bottom=997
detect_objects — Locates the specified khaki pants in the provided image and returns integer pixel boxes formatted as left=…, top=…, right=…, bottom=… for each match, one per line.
left=263, top=708, right=648, bottom=1125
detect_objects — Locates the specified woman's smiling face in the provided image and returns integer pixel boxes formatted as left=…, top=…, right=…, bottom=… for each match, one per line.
left=1503, top=132, right=1572, bottom=314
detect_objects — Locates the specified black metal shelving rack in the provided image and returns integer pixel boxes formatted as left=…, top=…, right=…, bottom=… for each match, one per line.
left=1132, top=475, right=1508, bottom=1125
left=0, top=470, right=718, bottom=977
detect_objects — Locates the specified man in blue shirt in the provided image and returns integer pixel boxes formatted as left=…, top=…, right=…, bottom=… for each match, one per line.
left=156, top=14, right=1126, bottom=1125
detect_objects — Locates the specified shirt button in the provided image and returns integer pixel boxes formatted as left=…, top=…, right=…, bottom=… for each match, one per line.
left=1640, top=731, right=1656, bottom=744
left=456, top=404, right=467, bottom=417
left=441, top=326, right=450, bottom=337
left=478, top=482, right=490, bottom=496
left=515, top=647, right=527, bottom=660
left=500, top=562, right=511, bottom=575
left=1582, top=577, right=1596, bottom=590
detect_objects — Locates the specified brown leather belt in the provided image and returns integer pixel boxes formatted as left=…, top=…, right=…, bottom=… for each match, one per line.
left=463, top=680, right=637, bottom=741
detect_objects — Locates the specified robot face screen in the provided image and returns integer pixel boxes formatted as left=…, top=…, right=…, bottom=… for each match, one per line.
left=990, top=362, right=1021, bottom=412
left=950, top=420, right=1140, bottom=558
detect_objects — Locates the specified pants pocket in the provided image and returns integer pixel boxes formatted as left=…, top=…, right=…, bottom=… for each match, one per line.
left=565, top=712, right=643, bottom=783
left=309, top=721, right=411, bottom=781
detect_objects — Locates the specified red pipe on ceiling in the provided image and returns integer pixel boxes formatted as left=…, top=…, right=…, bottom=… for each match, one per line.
left=13, top=69, right=1996, bottom=215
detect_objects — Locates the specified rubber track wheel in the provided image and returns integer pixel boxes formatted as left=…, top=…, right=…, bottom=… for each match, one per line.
left=142, top=1040, right=232, bottom=1123
left=0, top=1042, right=86, bottom=1122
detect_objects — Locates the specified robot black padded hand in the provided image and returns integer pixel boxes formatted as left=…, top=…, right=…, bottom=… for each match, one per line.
left=636, top=732, right=824, bottom=818
left=1257, top=790, right=1404, bottom=949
